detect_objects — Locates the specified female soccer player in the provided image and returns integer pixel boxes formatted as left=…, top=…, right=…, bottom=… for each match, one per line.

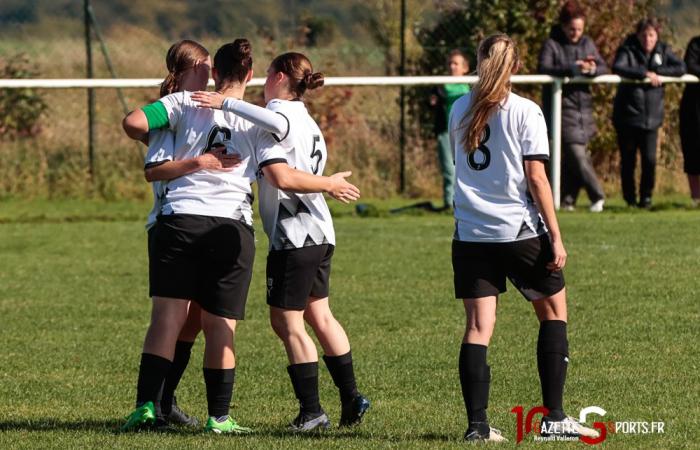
left=121, top=39, right=268, bottom=434
left=122, top=40, right=359, bottom=434
left=449, top=34, right=598, bottom=442
left=141, top=39, right=241, bottom=428
left=193, top=52, right=369, bottom=431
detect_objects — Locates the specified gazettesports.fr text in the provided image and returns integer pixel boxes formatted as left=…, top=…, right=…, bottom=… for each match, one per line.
left=604, top=421, right=665, bottom=434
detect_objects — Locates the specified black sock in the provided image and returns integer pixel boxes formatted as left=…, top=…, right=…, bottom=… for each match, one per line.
left=537, top=320, right=568, bottom=421
left=203, top=367, right=235, bottom=418
left=459, top=343, right=490, bottom=434
left=322, top=352, right=359, bottom=403
left=287, top=362, right=322, bottom=415
left=159, top=340, right=194, bottom=415
left=136, top=353, right=172, bottom=407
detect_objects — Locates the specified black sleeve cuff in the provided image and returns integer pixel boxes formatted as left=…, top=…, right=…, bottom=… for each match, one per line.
left=258, top=158, right=287, bottom=170
left=271, top=112, right=290, bottom=142
left=523, top=154, right=549, bottom=161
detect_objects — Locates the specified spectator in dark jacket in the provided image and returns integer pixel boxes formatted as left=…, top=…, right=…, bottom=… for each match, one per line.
left=538, top=1, right=607, bottom=212
left=612, top=18, right=686, bottom=208
left=430, top=49, right=470, bottom=210
left=679, top=36, right=700, bottom=206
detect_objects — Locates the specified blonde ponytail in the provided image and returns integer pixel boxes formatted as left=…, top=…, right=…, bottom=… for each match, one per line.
left=460, top=34, right=519, bottom=152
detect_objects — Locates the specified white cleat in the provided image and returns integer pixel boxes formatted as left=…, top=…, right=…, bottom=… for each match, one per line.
left=589, top=199, right=605, bottom=213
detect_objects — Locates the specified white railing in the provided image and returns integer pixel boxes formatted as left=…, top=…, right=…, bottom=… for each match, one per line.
left=1, top=74, right=698, bottom=208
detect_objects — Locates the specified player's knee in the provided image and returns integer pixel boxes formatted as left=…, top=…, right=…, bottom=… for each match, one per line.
left=201, top=313, right=235, bottom=337
left=466, top=317, right=496, bottom=337
left=270, top=313, right=299, bottom=340
left=305, top=308, right=335, bottom=332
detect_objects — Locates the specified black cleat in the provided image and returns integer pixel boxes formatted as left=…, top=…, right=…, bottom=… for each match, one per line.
left=166, top=400, right=199, bottom=427
left=339, top=394, right=370, bottom=427
left=464, top=425, right=507, bottom=442
left=288, top=410, right=331, bottom=432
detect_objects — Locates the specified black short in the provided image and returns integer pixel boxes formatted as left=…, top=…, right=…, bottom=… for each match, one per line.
left=452, top=234, right=565, bottom=301
left=266, top=244, right=334, bottom=310
left=149, top=214, right=255, bottom=319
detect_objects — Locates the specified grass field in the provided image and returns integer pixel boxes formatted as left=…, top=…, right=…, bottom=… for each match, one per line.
left=0, top=198, right=698, bottom=449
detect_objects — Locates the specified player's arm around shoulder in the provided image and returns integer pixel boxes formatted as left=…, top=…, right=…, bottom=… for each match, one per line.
left=261, top=163, right=360, bottom=204
left=122, top=109, right=150, bottom=143
left=123, top=92, right=185, bottom=142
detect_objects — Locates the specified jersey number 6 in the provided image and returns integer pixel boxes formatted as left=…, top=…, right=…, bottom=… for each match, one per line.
left=468, top=125, right=491, bottom=171
left=310, top=135, right=322, bottom=174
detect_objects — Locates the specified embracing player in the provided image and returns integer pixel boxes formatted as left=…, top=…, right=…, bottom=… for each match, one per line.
left=194, top=52, right=370, bottom=432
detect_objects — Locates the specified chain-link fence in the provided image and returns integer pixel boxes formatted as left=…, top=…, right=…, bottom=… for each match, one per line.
left=0, top=0, right=697, bottom=200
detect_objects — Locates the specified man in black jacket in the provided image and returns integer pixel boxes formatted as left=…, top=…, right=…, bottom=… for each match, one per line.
left=539, top=1, right=607, bottom=212
left=612, top=18, right=686, bottom=208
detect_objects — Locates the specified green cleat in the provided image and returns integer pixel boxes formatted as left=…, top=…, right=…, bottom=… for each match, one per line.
left=121, top=401, right=156, bottom=432
left=204, top=416, right=253, bottom=434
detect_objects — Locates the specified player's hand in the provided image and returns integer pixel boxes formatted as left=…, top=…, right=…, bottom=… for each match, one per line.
left=197, top=148, right=241, bottom=171
left=327, top=171, right=361, bottom=204
left=547, top=237, right=567, bottom=271
left=646, top=71, right=662, bottom=87
left=191, top=91, right=225, bottom=109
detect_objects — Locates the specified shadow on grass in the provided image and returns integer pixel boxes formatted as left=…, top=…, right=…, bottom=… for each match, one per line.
left=0, top=419, right=455, bottom=442
left=0, top=419, right=123, bottom=432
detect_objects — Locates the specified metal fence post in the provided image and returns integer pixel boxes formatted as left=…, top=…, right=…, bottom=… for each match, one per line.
left=398, top=0, right=406, bottom=194
left=84, top=0, right=95, bottom=181
left=550, top=78, right=563, bottom=210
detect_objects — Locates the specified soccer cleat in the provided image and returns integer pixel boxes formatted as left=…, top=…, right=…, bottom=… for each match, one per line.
left=288, top=410, right=331, bottom=432
left=562, top=204, right=576, bottom=212
left=638, top=198, right=652, bottom=209
left=204, top=416, right=253, bottom=434
left=166, top=398, right=199, bottom=427
left=121, top=401, right=156, bottom=432
left=339, top=394, right=370, bottom=427
left=463, top=425, right=508, bottom=442
left=589, top=199, right=604, bottom=213
left=540, top=415, right=600, bottom=438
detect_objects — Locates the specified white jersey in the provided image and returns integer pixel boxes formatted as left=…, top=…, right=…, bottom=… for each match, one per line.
left=157, top=91, right=258, bottom=224
left=450, top=91, right=549, bottom=242
left=252, top=99, right=335, bottom=250
left=143, top=129, right=175, bottom=230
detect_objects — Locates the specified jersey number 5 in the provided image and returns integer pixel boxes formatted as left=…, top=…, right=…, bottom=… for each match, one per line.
left=468, top=125, right=491, bottom=171
left=310, top=135, right=322, bottom=174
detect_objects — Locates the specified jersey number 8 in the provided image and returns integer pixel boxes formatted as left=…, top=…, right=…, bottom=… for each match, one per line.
left=468, top=125, right=491, bottom=171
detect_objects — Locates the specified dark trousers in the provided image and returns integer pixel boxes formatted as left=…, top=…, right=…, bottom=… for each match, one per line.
left=615, top=125, right=659, bottom=205
left=561, top=142, right=605, bottom=206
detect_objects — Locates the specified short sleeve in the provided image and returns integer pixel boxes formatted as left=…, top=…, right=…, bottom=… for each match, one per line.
left=157, top=91, right=187, bottom=131
left=144, top=129, right=174, bottom=169
left=265, top=100, right=293, bottom=150
left=520, top=103, right=550, bottom=160
left=254, top=126, right=290, bottom=169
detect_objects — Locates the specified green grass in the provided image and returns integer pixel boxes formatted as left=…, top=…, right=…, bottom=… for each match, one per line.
left=0, top=199, right=698, bottom=449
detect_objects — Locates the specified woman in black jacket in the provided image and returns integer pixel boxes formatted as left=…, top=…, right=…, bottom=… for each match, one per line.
left=612, top=18, right=686, bottom=208
left=538, top=1, right=607, bottom=212
left=679, top=36, right=700, bottom=206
